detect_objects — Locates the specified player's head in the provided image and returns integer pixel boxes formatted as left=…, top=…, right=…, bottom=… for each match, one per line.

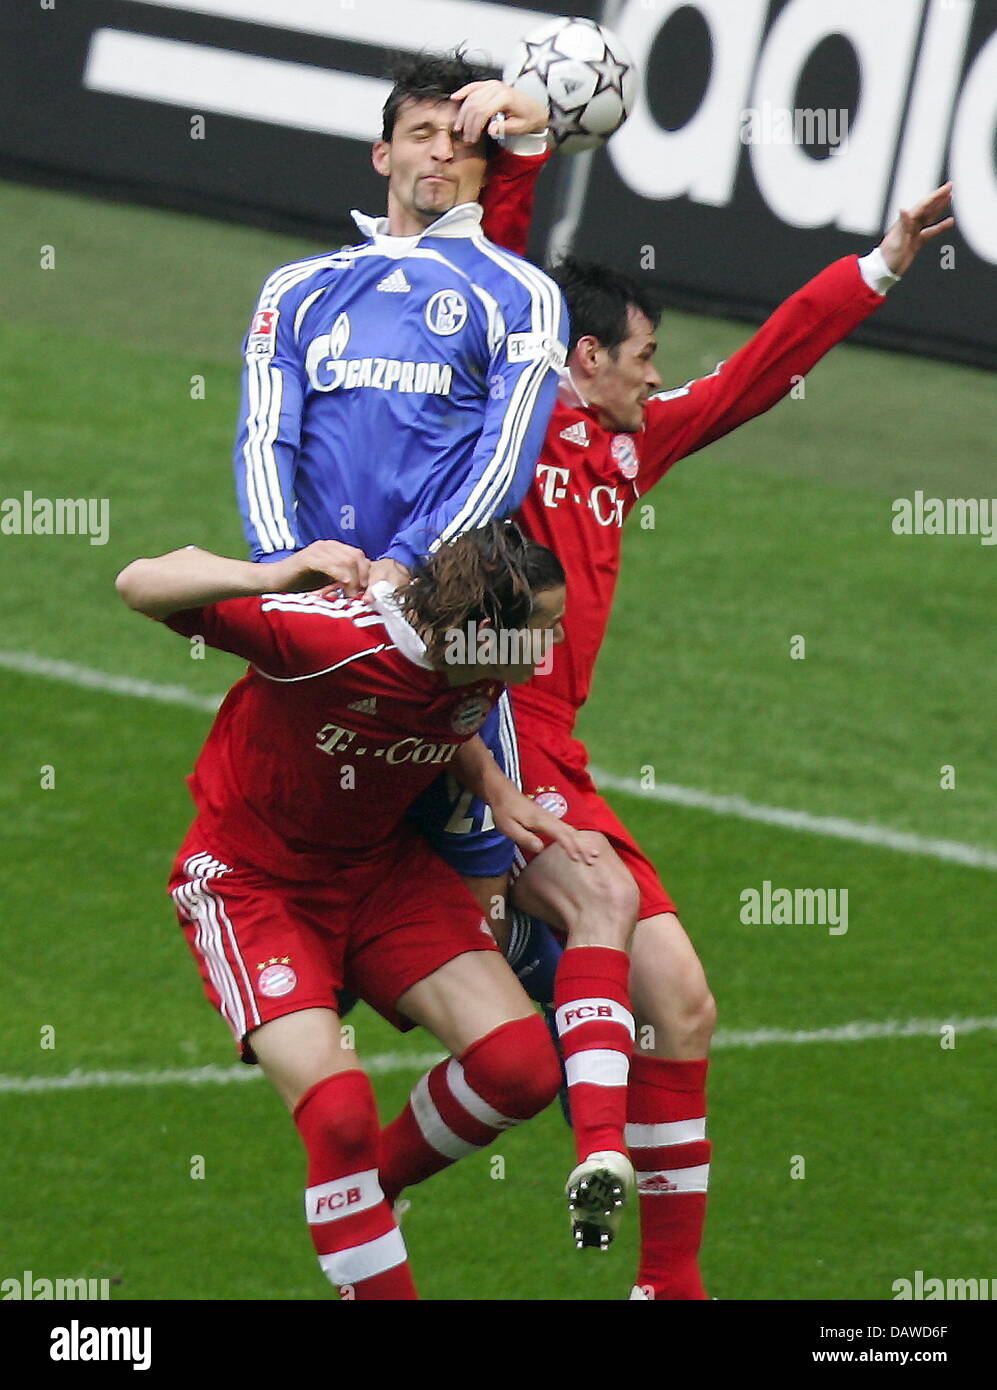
left=399, top=520, right=566, bottom=685
left=374, top=50, right=496, bottom=235
left=551, top=257, right=664, bottom=432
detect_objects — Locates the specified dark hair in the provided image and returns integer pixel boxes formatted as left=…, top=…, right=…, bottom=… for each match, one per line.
left=382, top=48, right=498, bottom=156
left=550, top=255, right=663, bottom=355
left=399, top=521, right=565, bottom=665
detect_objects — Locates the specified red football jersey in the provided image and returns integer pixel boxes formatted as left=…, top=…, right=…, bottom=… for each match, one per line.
left=512, top=258, right=884, bottom=717
left=482, top=153, right=885, bottom=722
left=164, top=591, right=500, bottom=879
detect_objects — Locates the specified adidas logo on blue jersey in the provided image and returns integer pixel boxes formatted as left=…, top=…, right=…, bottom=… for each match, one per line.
left=377, top=269, right=411, bottom=294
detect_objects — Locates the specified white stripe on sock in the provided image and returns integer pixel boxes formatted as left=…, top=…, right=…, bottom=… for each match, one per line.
left=445, top=1059, right=516, bottom=1131
left=626, top=1118, right=707, bottom=1148
left=565, top=1049, right=630, bottom=1089
left=410, top=1071, right=479, bottom=1160
left=317, top=1227, right=408, bottom=1286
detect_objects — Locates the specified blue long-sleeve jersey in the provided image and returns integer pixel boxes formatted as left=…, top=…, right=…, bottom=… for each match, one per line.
left=234, top=202, right=567, bottom=570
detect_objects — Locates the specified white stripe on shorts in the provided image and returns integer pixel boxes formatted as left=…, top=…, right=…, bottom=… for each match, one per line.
left=565, top=1049, right=630, bottom=1089
left=172, top=878, right=247, bottom=1042
left=625, top=1118, right=707, bottom=1149
left=318, top=1227, right=408, bottom=1287
left=171, top=861, right=260, bottom=1039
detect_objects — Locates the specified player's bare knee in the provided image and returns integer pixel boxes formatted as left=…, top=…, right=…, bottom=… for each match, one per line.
left=578, top=848, right=639, bottom=947
left=682, top=987, right=717, bottom=1052
left=666, top=988, right=717, bottom=1055
left=573, top=833, right=637, bottom=912
left=633, top=970, right=716, bottom=1055
left=603, top=861, right=640, bottom=934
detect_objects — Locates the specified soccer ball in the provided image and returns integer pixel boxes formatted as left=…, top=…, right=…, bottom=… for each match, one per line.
left=503, top=16, right=637, bottom=154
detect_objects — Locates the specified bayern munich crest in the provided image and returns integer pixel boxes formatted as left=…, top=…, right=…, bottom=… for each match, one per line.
left=257, top=960, right=297, bottom=998
left=533, top=787, right=569, bottom=819
left=451, top=696, right=491, bottom=734
left=611, top=433, right=639, bottom=479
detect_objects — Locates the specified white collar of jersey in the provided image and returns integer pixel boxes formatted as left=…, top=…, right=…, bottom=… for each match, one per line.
left=350, top=202, right=484, bottom=254
left=559, top=369, right=590, bottom=410
left=368, top=580, right=434, bottom=670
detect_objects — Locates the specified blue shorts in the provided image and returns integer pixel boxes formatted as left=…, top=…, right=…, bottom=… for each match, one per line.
left=406, top=694, right=518, bottom=878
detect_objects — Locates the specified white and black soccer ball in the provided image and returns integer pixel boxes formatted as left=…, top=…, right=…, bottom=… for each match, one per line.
left=503, top=16, right=637, bottom=154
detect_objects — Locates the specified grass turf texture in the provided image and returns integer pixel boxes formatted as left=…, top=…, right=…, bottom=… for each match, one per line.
left=1, top=180, right=994, bottom=1301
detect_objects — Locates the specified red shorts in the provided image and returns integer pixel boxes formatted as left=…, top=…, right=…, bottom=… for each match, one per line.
left=168, top=822, right=498, bottom=1061
left=512, top=708, right=677, bottom=922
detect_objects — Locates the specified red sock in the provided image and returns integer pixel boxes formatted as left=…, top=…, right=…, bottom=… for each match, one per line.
left=380, top=1014, right=560, bottom=1204
left=626, top=1055, right=711, bottom=1300
left=294, top=1070, right=417, bottom=1301
left=554, top=946, right=634, bottom=1162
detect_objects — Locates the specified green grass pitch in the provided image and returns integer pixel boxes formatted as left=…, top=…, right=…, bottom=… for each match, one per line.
left=0, top=180, right=994, bottom=1301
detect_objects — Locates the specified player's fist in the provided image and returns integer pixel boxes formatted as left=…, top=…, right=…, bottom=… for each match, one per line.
left=451, top=80, right=549, bottom=145
left=277, top=541, right=370, bottom=597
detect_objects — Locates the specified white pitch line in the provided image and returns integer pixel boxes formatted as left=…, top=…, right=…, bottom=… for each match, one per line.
left=589, top=769, right=997, bottom=872
left=0, top=650, right=220, bottom=713
left=2, top=1019, right=994, bottom=1094
left=0, top=1053, right=447, bottom=1095
left=3, top=648, right=996, bottom=871
left=712, top=1016, right=997, bottom=1048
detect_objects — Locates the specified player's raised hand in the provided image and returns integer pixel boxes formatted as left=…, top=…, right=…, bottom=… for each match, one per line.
left=878, top=183, right=955, bottom=277
left=276, top=540, right=370, bottom=597
left=451, top=79, right=549, bottom=146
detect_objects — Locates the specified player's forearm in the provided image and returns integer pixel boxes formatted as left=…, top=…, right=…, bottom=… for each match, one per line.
left=116, top=547, right=293, bottom=619
left=480, top=145, right=552, bottom=256
left=453, top=736, right=502, bottom=802
left=456, top=739, right=533, bottom=825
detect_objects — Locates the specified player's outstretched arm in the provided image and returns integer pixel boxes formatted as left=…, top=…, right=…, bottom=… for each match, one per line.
left=454, top=737, right=597, bottom=864
left=638, top=183, right=956, bottom=491
left=878, top=182, right=954, bottom=276
left=116, top=541, right=370, bottom=619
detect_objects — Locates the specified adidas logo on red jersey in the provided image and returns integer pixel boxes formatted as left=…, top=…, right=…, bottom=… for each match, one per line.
left=347, top=696, right=378, bottom=714
left=376, top=269, right=411, bottom=293
left=559, top=420, right=590, bottom=447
